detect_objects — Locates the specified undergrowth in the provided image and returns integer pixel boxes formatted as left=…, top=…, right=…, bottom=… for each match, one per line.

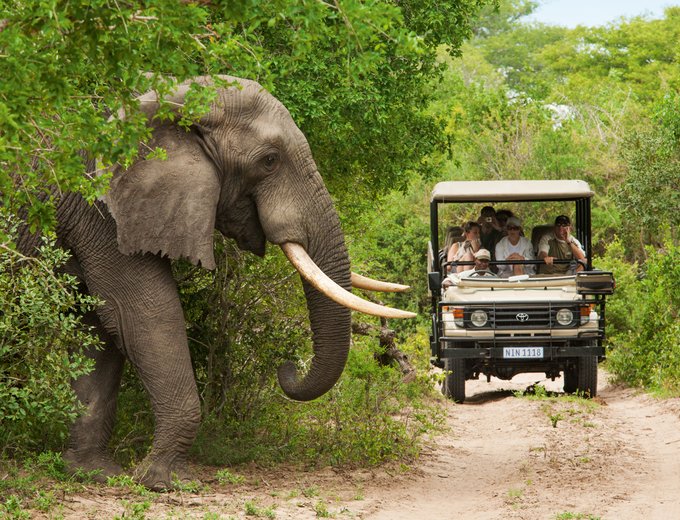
left=190, top=329, right=444, bottom=468
left=0, top=215, right=101, bottom=457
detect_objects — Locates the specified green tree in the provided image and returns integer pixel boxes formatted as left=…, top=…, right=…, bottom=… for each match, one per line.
left=1, top=0, right=490, bottom=230
left=615, top=93, right=680, bottom=252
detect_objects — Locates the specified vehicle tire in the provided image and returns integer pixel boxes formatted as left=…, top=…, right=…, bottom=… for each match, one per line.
left=576, top=355, right=598, bottom=398
left=442, top=358, right=466, bottom=403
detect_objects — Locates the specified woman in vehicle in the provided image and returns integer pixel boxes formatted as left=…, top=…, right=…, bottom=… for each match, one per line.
left=447, top=221, right=481, bottom=273
left=494, top=216, right=536, bottom=277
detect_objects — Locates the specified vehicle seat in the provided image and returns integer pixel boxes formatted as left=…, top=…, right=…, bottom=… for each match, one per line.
left=531, top=224, right=553, bottom=255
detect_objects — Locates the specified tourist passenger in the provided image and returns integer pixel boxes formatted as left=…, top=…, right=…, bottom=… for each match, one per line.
left=537, top=215, right=586, bottom=275
left=495, top=209, right=515, bottom=234
left=443, top=248, right=496, bottom=287
left=459, top=248, right=496, bottom=278
left=477, top=206, right=503, bottom=256
left=447, top=221, right=481, bottom=273
left=495, top=217, right=536, bottom=277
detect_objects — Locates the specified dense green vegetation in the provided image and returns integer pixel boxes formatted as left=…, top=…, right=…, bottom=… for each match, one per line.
left=0, top=217, right=101, bottom=455
left=1, top=1, right=679, bottom=505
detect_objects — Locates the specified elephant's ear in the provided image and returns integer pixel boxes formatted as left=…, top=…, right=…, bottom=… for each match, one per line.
left=106, top=123, right=220, bottom=269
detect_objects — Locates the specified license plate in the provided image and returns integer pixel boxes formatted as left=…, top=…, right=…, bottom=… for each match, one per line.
left=503, top=347, right=544, bottom=359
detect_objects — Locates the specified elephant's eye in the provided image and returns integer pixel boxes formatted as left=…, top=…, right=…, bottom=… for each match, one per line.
left=262, top=152, right=280, bottom=172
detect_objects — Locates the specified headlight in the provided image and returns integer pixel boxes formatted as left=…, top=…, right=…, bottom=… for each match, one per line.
left=555, top=308, right=574, bottom=326
left=470, top=309, right=488, bottom=327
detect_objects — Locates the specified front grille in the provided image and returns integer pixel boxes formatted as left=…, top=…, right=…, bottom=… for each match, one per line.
left=464, top=303, right=581, bottom=329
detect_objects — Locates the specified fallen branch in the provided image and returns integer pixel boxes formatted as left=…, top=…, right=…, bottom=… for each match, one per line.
left=351, top=320, right=416, bottom=383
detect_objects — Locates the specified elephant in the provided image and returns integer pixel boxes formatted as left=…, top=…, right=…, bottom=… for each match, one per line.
left=15, top=75, right=414, bottom=490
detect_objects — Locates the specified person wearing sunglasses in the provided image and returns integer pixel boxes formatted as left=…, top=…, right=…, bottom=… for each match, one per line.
left=447, top=221, right=482, bottom=273
left=495, top=216, right=536, bottom=277
left=537, top=215, right=586, bottom=275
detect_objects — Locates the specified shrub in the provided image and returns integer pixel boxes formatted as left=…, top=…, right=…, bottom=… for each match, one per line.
left=601, top=239, right=680, bottom=392
left=0, top=216, right=101, bottom=456
left=191, top=332, right=444, bottom=467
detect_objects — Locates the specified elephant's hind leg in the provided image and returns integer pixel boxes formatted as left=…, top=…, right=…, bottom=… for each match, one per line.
left=63, top=311, right=125, bottom=482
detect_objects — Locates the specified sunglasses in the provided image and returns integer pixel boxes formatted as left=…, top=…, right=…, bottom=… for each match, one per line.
left=556, top=223, right=570, bottom=227
left=506, top=225, right=520, bottom=230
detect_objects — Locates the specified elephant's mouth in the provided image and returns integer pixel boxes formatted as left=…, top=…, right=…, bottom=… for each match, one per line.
left=215, top=199, right=267, bottom=257
left=280, top=242, right=415, bottom=319
left=234, top=232, right=265, bottom=257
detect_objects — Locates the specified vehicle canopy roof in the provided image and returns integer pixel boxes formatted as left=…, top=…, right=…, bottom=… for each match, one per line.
left=431, top=180, right=593, bottom=203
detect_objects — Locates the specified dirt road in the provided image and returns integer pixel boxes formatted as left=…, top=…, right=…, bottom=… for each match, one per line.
left=360, top=371, right=680, bottom=520
left=56, top=369, right=680, bottom=519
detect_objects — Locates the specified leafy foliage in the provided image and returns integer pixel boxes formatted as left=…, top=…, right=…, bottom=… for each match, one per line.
left=615, top=93, right=680, bottom=250
left=420, top=4, right=680, bottom=260
left=604, top=241, right=680, bottom=393
left=1, top=0, right=489, bottom=230
left=190, top=331, right=444, bottom=467
left=0, top=217, right=101, bottom=456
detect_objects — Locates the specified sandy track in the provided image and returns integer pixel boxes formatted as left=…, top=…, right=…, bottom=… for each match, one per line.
left=49, top=369, right=680, bottom=519
left=361, top=370, right=680, bottom=520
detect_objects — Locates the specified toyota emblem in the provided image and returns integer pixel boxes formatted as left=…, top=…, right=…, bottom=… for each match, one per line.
left=516, top=312, right=530, bottom=322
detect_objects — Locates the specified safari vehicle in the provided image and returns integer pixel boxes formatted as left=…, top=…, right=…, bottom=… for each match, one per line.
left=427, top=180, right=614, bottom=402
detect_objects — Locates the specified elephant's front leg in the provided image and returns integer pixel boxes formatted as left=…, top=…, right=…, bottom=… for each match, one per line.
left=120, top=285, right=202, bottom=490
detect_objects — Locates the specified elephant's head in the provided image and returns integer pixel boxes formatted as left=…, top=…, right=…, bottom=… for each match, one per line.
left=104, top=76, right=413, bottom=401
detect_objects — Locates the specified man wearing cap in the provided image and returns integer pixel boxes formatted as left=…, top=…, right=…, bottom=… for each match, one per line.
left=537, top=215, right=586, bottom=275
left=458, top=248, right=496, bottom=278
left=442, top=248, right=496, bottom=288
left=495, top=216, right=536, bottom=277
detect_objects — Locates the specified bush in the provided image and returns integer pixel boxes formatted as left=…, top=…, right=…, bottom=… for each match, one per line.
left=191, top=331, right=444, bottom=467
left=0, top=217, right=101, bottom=456
left=601, top=239, right=680, bottom=392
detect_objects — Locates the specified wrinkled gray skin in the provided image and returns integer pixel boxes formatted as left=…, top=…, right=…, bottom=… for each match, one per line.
left=19, top=76, right=351, bottom=490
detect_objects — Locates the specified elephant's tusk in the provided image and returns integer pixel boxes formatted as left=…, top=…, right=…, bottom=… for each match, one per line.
left=281, top=243, right=416, bottom=319
left=351, top=272, right=410, bottom=292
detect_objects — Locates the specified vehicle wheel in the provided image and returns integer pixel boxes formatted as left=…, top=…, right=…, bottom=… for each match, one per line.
left=576, top=356, right=598, bottom=398
left=442, top=358, right=466, bottom=403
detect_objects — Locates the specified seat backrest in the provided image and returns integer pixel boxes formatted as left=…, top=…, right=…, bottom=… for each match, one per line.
left=531, top=224, right=554, bottom=254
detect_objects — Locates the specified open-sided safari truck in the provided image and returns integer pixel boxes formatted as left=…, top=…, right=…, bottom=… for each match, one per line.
left=427, top=180, right=614, bottom=402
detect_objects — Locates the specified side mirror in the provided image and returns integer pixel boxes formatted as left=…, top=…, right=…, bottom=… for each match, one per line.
left=576, top=271, right=615, bottom=295
left=428, top=272, right=441, bottom=293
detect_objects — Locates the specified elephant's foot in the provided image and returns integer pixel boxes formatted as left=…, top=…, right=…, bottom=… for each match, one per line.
left=132, top=455, right=194, bottom=492
left=63, top=448, right=124, bottom=483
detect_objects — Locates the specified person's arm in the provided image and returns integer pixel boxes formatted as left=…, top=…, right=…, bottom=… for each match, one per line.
left=495, top=240, right=508, bottom=276
left=445, top=243, right=459, bottom=272
left=537, top=235, right=552, bottom=264
left=522, top=239, right=536, bottom=274
left=566, top=235, right=586, bottom=271
left=447, top=243, right=459, bottom=262
left=567, top=236, right=586, bottom=260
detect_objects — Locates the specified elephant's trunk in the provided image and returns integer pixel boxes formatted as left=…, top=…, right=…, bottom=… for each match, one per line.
left=277, top=217, right=352, bottom=401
